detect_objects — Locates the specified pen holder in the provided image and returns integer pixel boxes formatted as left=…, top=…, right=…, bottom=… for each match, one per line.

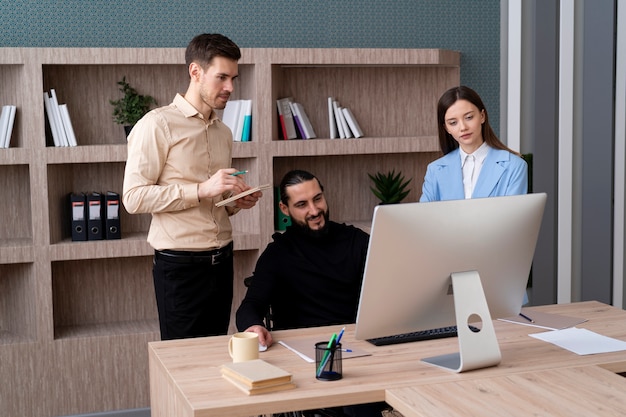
left=315, top=341, right=342, bottom=381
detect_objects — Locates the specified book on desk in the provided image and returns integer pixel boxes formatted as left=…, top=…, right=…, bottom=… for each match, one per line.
left=220, top=359, right=296, bottom=395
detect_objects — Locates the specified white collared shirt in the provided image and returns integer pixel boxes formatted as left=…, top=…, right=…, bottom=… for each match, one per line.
left=459, top=142, right=489, bottom=199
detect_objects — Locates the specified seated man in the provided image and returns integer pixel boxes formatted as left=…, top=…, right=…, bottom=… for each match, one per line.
left=236, top=169, right=386, bottom=417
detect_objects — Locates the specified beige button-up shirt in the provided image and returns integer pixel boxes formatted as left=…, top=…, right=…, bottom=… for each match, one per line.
left=123, top=94, right=238, bottom=251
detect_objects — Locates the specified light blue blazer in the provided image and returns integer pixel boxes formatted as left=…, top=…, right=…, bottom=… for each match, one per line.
left=419, top=147, right=528, bottom=202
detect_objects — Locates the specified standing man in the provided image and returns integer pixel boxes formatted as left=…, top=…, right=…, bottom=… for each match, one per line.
left=123, top=33, right=262, bottom=340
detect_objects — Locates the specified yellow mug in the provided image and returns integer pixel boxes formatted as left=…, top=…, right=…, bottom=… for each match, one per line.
left=228, top=332, right=259, bottom=362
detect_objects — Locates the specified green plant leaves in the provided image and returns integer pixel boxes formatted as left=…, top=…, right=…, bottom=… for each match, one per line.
left=368, top=169, right=412, bottom=204
left=109, top=76, right=157, bottom=125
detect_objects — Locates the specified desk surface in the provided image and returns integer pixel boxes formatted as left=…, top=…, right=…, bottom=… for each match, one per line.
left=148, top=301, right=626, bottom=417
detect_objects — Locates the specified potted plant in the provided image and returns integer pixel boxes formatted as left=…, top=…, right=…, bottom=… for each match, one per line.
left=109, top=76, right=157, bottom=136
left=368, top=170, right=412, bottom=205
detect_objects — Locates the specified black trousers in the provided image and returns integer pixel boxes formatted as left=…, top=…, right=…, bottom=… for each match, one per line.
left=152, top=244, right=233, bottom=340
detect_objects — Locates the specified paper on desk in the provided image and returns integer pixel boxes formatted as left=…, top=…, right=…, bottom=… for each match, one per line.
left=498, top=309, right=587, bottom=330
left=529, top=327, right=626, bottom=355
left=278, top=338, right=371, bottom=363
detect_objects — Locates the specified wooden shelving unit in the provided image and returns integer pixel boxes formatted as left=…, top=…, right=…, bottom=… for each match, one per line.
left=0, top=47, right=459, bottom=417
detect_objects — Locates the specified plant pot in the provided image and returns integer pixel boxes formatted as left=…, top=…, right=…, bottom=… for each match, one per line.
left=124, top=125, right=134, bottom=137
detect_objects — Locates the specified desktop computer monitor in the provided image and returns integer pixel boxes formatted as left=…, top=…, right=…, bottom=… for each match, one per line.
left=354, top=193, right=547, bottom=372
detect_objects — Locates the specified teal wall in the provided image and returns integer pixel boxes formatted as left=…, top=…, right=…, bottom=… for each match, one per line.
left=1, top=0, right=501, bottom=131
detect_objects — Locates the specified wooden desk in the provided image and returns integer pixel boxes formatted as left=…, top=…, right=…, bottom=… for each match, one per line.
left=385, top=365, right=626, bottom=417
left=148, top=302, right=626, bottom=417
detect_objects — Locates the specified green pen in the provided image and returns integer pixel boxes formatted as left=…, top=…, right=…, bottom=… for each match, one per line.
left=231, top=170, right=248, bottom=176
left=316, top=332, right=337, bottom=377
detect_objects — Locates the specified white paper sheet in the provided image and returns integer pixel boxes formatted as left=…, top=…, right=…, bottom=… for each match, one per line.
left=530, top=327, right=626, bottom=355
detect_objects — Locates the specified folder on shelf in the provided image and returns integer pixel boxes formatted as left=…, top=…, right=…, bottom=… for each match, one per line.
left=87, top=192, right=104, bottom=240
left=105, top=191, right=121, bottom=240
left=70, top=192, right=88, bottom=241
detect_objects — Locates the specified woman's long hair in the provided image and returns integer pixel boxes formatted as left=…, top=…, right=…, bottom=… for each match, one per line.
left=437, top=86, right=520, bottom=156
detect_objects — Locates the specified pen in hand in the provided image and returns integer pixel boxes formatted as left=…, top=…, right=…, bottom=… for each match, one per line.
left=519, top=312, right=535, bottom=323
left=230, top=170, right=248, bottom=176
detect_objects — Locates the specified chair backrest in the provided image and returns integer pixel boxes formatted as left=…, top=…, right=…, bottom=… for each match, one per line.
left=243, top=276, right=274, bottom=330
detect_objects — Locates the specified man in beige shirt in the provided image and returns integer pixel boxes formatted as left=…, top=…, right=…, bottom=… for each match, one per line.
left=123, top=33, right=262, bottom=340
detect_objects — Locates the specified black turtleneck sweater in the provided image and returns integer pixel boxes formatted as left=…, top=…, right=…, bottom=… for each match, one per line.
left=236, top=221, right=370, bottom=331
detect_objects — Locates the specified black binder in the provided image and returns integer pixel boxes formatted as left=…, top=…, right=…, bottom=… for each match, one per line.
left=70, top=192, right=87, bottom=241
left=87, top=192, right=104, bottom=240
left=105, top=191, right=121, bottom=239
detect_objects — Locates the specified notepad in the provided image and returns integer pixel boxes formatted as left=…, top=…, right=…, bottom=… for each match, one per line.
left=220, top=359, right=295, bottom=395
left=215, top=184, right=272, bottom=207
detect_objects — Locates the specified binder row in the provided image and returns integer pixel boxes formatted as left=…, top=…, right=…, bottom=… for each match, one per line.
left=70, top=191, right=121, bottom=241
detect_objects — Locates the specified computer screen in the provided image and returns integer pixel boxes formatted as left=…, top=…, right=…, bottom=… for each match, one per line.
left=355, top=193, right=546, bottom=346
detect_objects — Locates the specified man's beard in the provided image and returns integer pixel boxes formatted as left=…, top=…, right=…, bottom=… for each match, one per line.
left=290, top=209, right=330, bottom=238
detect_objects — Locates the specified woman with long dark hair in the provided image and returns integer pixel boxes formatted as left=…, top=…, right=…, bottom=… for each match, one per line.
left=420, top=86, right=528, bottom=202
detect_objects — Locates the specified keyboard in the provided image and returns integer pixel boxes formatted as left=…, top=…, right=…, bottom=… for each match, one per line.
left=366, top=325, right=464, bottom=346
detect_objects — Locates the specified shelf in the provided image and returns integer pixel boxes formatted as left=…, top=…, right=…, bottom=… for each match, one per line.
left=0, top=165, right=32, bottom=247
left=52, top=256, right=158, bottom=339
left=0, top=47, right=460, bottom=417
left=0, top=148, right=31, bottom=165
left=0, top=263, right=36, bottom=345
left=45, top=144, right=128, bottom=163
left=0, top=240, right=34, bottom=264
left=270, top=136, right=439, bottom=157
left=54, top=319, right=159, bottom=340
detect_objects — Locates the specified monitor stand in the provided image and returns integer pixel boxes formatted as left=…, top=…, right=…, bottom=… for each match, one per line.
left=421, top=270, right=502, bottom=373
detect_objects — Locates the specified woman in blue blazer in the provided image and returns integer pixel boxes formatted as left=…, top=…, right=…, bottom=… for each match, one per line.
left=420, top=86, right=528, bottom=202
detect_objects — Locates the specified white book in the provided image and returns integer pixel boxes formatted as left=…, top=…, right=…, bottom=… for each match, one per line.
left=3, top=105, right=17, bottom=148
left=43, top=92, right=63, bottom=147
left=59, top=104, right=78, bottom=146
left=50, top=89, right=69, bottom=146
left=341, top=107, right=364, bottom=138
left=0, top=106, right=9, bottom=148
left=332, top=100, right=346, bottom=138
left=328, top=97, right=338, bottom=139
left=276, top=97, right=298, bottom=140
left=222, top=99, right=242, bottom=140
left=337, top=105, right=353, bottom=138
left=291, top=102, right=316, bottom=139
left=233, top=100, right=247, bottom=142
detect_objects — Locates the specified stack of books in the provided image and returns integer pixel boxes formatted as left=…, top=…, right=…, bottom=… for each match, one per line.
left=0, top=105, right=17, bottom=148
left=222, top=99, right=252, bottom=142
left=44, top=89, right=78, bottom=147
left=276, top=97, right=316, bottom=140
left=328, top=97, right=364, bottom=139
left=220, top=359, right=296, bottom=395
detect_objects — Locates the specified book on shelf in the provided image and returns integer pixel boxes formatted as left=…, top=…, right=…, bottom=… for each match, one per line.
left=43, top=92, right=63, bottom=147
left=288, top=101, right=306, bottom=139
left=240, top=99, right=252, bottom=142
left=44, top=89, right=77, bottom=147
left=341, top=107, right=364, bottom=138
left=328, top=97, right=339, bottom=139
left=290, top=102, right=316, bottom=139
left=222, top=99, right=242, bottom=140
left=332, top=100, right=346, bottom=138
left=222, top=99, right=252, bottom=142
left=276, top=97, right=298, bottom=140
left=333, top=100, right=353, bottom=138
left=220, top=359, right=295, bottom=395
left=0, top=105, right=16, bottom=148
left=58, top=104, right=78, bottom=146
left=49, top=89, right=70, bottom=146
